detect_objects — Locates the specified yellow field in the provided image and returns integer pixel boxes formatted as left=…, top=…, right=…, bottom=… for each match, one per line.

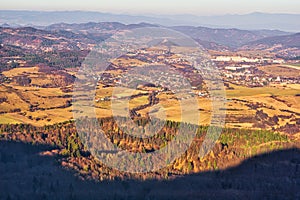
left=2, top=66, right=39, bottom=76
left=0, top=66, right=74, bottom=126
left=0, top=66, right=299, bottom=134
left=258, top=65, right=300, bottom=78
left=226, top=83, right=300, bottom=97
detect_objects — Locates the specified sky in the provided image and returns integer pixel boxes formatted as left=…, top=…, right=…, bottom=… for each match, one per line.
left=0, top=0, right=300, bottom=15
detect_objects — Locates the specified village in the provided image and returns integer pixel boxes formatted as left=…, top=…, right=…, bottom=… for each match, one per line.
left=91, top=48, right=300, bottom=103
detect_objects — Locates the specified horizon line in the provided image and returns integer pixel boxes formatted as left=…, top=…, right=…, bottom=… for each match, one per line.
left=0, top=9, right=300, bottom=17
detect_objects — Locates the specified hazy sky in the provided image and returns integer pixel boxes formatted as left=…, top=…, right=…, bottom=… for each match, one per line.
left=1, top=0, right=300, bottom=15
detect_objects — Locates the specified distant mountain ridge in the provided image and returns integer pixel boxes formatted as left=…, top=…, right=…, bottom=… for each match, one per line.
left=45, top=22, right=158, bottom=34
left=43, top=22, right=293, bottom=49
left=0, top=22, right=299, bottom=58
left=240, top=33, right=300, bottom=59
left=0, top=10, right=300, bottom=32
left=171, top=26, right=290, bottom=48
left=245, top=32, right=300, bottom=48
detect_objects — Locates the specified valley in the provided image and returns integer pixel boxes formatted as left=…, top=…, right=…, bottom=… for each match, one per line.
left=0, top=22, right=299, bottom=198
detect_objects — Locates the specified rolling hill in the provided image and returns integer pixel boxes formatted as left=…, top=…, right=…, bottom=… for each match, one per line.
left=241, top=33, right=300, bottom=58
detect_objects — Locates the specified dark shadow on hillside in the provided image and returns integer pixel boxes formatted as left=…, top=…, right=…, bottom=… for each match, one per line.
left=0, top=140, right=299, bottom=200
